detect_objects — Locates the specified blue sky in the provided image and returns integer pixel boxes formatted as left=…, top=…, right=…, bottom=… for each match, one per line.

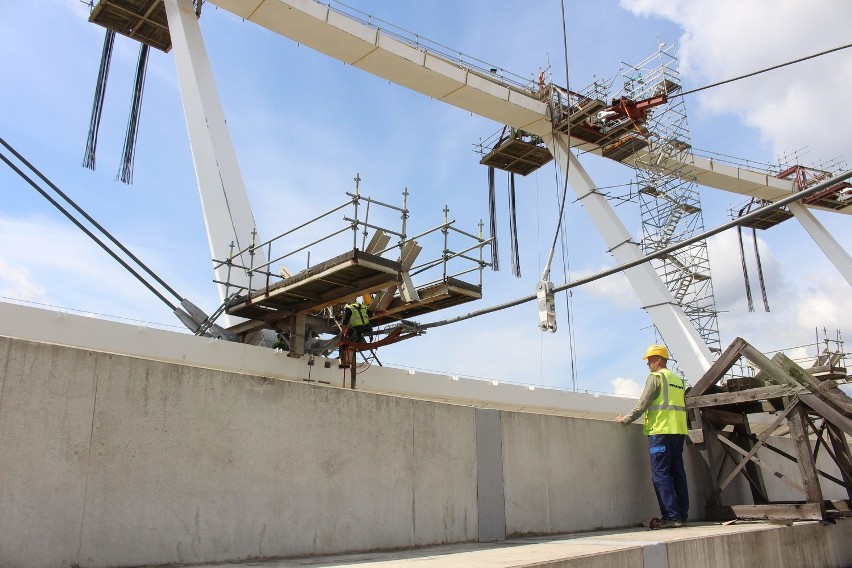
left=1, top=0, right=850, bottom=395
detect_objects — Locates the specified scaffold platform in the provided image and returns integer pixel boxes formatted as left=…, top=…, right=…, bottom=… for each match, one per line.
left=479, top=138, right=553, bottom=176
left=89, top=0, right=171, bottom=52
left=225, top=250, right=400, bottom=322
left=378, top=278, right=482, bottom=321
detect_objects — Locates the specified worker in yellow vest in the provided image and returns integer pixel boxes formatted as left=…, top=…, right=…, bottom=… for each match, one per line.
left=342, top=297, right=373, bottom=342
left=616, top=344, right=689, bottom=528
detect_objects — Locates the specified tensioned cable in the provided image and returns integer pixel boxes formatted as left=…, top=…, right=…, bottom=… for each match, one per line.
left=674, top=42, right=852, bottom=99
left=0, top=151, right=178, bottom=311
left=564, top=44, right=852, bottom=162
left=556, top=173, right=579, bottom=391
left=1, top=137, right=184, bottom=303
left=0, top=138, right=185, bottom=311
left=418, top=169, right=852, bottom=331
left=540, top=0, right=572, bottom=282
left=83, top=29, right=114, bottom=170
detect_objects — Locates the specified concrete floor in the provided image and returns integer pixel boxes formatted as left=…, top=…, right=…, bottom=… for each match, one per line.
left=166, top=520, right=852, bottom=568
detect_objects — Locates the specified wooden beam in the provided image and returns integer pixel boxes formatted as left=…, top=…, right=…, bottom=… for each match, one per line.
left=687, top=384, right=803, bottom=409
left=706, top=503, right=825, bottom=522
left=689, top=337, right=749, bottom=397
left=826, top=424, right=852, bottom=497
left=287, top=312, right=307, bottom=358
left=702, top=408, right=747, bottom=426
left=718, top=404, right=795, bottom=494
left=740, top=344, right=797, bottom=387
left=717, top=433, right=806, bottom=495
left=773, top=353, right=852, bottom=415
left=690, top=408, right=723, bottom=509
left=787, top=403, right=826, bottom=512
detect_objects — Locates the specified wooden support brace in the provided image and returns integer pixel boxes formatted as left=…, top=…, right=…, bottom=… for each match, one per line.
left=687, top=384, right=803, bottom=409
left=706, top=503, right=825, bottom=522
left=786, top=402, right=826, bottom=512
left=691, top=408, right=723, bottom=509
left=702, top=408, right=747, bottom=426
left=287, top=312, right=306, bottom=358
left=689, top=337, right=749, bottom=397
left=717, top=433, right=806, bottom=496
left=717, top=405, right=794, bottom=494
left=826, top=424, right=852, bottom=497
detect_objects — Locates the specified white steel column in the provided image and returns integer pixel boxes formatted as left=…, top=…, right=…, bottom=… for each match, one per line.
left=163, top=0, right=264, bottom=309
left=788, top=202, right=852, bottom=286
left=546, top=132, right=714, bottom=380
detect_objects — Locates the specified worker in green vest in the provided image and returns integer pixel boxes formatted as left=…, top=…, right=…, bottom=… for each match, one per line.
left=616, top=344, right=689, bottom=528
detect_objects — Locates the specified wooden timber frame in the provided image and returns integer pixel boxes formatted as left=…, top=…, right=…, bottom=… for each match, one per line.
left=686, top=337, right=852, bottom=522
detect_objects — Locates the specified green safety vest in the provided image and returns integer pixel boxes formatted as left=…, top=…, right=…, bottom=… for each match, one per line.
left=643, top=368, right=687, bottom=436
left=346, top=303, right=370, bottom=327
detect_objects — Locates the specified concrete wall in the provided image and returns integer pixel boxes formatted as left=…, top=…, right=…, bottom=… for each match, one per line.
left=499, top=411, right=706, bottom=536
left=0, top=301, right=638, bottom=420
left=756, top=435, right=847, bottom=502
left=3, top=321, right=843, bottom=567
left=0, top=336, right=477, bottom=567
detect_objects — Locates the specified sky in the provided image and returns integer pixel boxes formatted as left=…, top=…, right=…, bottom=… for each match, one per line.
left=1, top=0, right=850, bottom=397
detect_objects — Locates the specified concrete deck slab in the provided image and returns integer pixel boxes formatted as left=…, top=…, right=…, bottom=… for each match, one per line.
left=170, top=520, right=852, bottom=568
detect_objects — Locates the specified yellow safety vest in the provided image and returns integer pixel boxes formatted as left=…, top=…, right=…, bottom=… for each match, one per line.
left=643, top=368, right=687, bottom=436
left=346, top=303, right=370, bottom=327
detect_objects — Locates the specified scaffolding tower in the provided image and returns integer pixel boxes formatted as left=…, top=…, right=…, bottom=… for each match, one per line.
left=621, top=44, right=722, bottom=354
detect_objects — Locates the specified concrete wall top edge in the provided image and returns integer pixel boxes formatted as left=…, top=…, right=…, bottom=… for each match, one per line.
left=0, top=302, right=635, bottom=419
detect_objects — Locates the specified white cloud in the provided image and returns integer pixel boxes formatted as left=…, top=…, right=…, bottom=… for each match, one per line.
left=384, top=315, right=576, bottom=388
left=611, top=377, right=643, bottom=398
left=707, top=228, right=852, bottom=353
left=0, top=258, right=45, bottom=301
left=620, top=0, right=852, bottom=162
left=0, top=214, right=188, bottom=327
left=572, top=268, right=641, bottom=310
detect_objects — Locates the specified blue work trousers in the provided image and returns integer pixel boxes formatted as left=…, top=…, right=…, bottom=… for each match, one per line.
left=648, top=434, right=689, bottom=522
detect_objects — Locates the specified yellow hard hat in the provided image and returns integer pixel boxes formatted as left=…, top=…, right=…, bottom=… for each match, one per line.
left=643, top=344, right=670, bottom=360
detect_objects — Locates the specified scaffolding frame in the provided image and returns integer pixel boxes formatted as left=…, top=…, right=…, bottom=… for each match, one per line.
left=620, top=44, right=722, bottom=354
left=214, top=179, right=491, bottom=355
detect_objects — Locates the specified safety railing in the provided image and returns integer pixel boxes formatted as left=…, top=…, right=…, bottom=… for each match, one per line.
left=321, top=0, right=537, bottom=94
left=212, top=178, right=492, bottom=301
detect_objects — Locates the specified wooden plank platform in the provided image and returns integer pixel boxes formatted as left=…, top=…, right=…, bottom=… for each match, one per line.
left=378, top=278, right=482, bottom=321
left=226, top=250, right=400, bottom=320
left=479, top=138, right=553, bottom=176
left=89, top=0, right=171, bottom=52
left=602, top=133, right=650, bottom=162
left=738, top=207, right=794, bottom=230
